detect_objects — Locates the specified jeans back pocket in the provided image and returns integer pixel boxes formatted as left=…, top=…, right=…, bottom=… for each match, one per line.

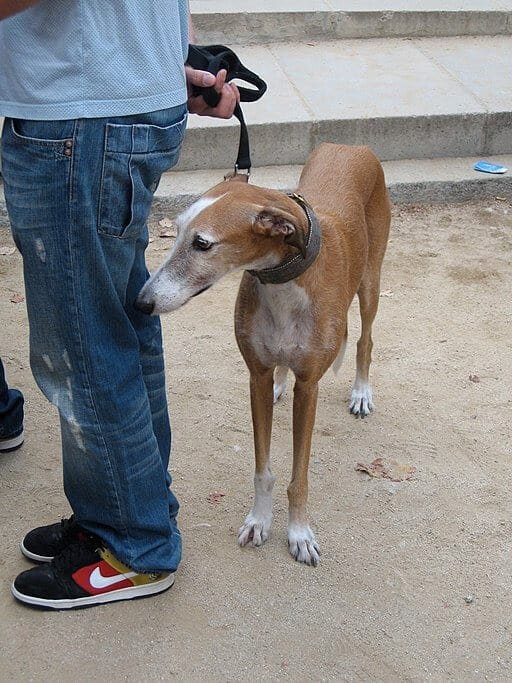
left=8, top=119, right=75, bottom=159
left=1, top=119, right=76, bottom=233
left=98, top=109, right=187, bottom=239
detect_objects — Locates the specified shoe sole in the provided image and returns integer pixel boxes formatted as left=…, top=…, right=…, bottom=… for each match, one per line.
left=11, top=573, right=175, bottom=609
left=0, top=431, right=24, bottom=452
left=20, top=540, right=53, bottom=563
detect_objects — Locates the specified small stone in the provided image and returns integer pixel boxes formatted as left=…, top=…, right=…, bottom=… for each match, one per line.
left=464, top=595, right=474, bottom=604
left=158, top=217, right=173, bottom=228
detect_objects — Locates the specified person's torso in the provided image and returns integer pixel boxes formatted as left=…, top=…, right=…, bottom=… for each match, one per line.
left=0, top=0, right=189, bottom=120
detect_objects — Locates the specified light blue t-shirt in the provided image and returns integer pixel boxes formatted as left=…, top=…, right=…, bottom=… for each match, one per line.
left=0, top=0, right=189, bottom=120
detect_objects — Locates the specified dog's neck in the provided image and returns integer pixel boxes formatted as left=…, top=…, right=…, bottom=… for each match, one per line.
left=248, top=194, right=322, bottom=285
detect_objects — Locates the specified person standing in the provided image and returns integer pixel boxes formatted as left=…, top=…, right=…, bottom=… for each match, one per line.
left=0, top=0, right=238, bottom=609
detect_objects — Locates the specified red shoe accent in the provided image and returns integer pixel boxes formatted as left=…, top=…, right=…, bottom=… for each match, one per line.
left=72, top=560, right=136, bottom=595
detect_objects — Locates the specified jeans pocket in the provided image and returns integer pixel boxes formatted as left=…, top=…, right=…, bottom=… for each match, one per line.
left=1, top=119, right=75, bottom=235
left=8, top=119, right=75, bottom=159
left=98, top=111, right=187, bottom=239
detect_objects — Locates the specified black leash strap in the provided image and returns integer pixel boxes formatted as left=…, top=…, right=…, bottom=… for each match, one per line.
left=186, top=44, right=267, bottom=176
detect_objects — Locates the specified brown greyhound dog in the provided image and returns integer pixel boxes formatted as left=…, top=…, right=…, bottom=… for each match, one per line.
left=136, top=143, right=391, bottom=566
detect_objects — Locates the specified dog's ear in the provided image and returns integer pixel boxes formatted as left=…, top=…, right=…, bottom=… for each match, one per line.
left=252, top=206, right=307, bottom=258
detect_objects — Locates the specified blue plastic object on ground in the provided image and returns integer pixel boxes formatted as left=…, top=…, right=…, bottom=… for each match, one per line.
left=473, top=160, right=508, bottom=174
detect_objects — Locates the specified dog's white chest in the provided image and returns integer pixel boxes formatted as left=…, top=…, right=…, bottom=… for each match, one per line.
left=250, top=282, right=313, bottom=366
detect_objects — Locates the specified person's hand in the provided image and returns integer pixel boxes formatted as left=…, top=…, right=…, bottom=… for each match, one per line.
left=185, top=67, right=240, bottom=119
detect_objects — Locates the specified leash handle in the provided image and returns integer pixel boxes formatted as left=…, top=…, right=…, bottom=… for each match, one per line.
left=186, top=44, right=267, bottom=173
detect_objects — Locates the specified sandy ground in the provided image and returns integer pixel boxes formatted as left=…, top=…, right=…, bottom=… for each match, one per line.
left=0, top=198, right=511, bottom=682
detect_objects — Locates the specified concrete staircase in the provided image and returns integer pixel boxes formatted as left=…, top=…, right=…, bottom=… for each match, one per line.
left=158, top=0, right=512, bottom=211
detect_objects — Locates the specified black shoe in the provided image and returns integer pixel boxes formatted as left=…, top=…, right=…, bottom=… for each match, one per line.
left=0, top=428, right=24, bottom=452
left=21, top=516, right=88, bottom=563
left=12, top=538, right=175, bottom=610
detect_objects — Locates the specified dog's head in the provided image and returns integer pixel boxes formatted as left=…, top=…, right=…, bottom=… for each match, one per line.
left=135, top=182, right=309, bottom=315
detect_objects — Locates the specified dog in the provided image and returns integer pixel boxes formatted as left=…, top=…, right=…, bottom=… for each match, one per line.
left=136, top=143, right=391, bottom=566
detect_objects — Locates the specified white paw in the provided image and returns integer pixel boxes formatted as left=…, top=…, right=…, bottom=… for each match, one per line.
left=238, top=513, right=272, bottom=547
left=349, top=382, right=374, bottom=417
left=287, top=524, right=320, bottom=566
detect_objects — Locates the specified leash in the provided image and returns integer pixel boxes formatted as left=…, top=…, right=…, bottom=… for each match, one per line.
left=186, top=44, right=267, bottom=179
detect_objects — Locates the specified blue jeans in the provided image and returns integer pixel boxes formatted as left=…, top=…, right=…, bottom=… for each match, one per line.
left=0, top=358, right=24, bottom=439
left=1, top=106, right=187, bottom=572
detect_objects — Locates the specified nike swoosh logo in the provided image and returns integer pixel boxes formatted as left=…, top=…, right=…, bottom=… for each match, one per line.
left=89, top=566, right=137, bottom=590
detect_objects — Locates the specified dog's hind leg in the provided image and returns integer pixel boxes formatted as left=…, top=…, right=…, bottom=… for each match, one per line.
left=332, top=325, right=348, bottom=375
left=350, top=275, right=378, bottom=416
left=238, top=368, right=276, bottom=547
left=273, top=365, right=288, bottom=403
left=350, top=177, right=390, bottom=417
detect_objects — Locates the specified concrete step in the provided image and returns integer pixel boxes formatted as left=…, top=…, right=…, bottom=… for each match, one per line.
left=190, top=0, right=512, bottom=44
left=1, top=156, right=510, bottom=230
left=178, top=35, right=512, bottom=171
left=152, top=155, right=512, bottom=218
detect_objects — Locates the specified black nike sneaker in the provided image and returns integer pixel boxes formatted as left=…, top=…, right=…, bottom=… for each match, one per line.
left=12, top=537, right=175, bottom=610
left=20, top=516, right=89, bottom=562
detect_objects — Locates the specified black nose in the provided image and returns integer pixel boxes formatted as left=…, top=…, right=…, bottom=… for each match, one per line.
left=134, top=297, right=155, bottom=315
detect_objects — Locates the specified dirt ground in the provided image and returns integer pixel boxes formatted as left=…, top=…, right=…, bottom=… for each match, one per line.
left=0, top=198, right=511, bottom=682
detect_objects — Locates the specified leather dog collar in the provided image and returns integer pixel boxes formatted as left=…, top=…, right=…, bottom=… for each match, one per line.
left=248, top=193, right=322, bottom=285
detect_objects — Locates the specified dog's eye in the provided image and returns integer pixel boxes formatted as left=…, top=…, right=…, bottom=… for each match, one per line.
left=192, top=235, right=213, bottom=251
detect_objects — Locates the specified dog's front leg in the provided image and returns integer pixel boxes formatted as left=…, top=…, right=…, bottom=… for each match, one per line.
left=238, top=368, right=275, bottom=548
left=287, top=377, right=320, bottom=566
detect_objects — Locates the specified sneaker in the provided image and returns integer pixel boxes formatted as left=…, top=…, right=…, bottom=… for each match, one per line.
left=12, top=538, right=175, bottom=610
left=0, top=428, right=24, bottom=452
left=21, top=515, right=87, bottom=563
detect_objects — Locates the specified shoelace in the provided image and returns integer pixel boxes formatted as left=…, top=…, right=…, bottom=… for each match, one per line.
left=60, top=515, right=76, bottom=537
left=51, top=537, right=101, bottom=573
left=57, top=515, right=84, bottom=551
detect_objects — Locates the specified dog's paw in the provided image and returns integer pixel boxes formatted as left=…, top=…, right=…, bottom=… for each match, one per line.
left=349, top=383, right=374, bottom=417
left=287, top=524, right=320, bottom=566
left=238, top=513, right=271, bottom=547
